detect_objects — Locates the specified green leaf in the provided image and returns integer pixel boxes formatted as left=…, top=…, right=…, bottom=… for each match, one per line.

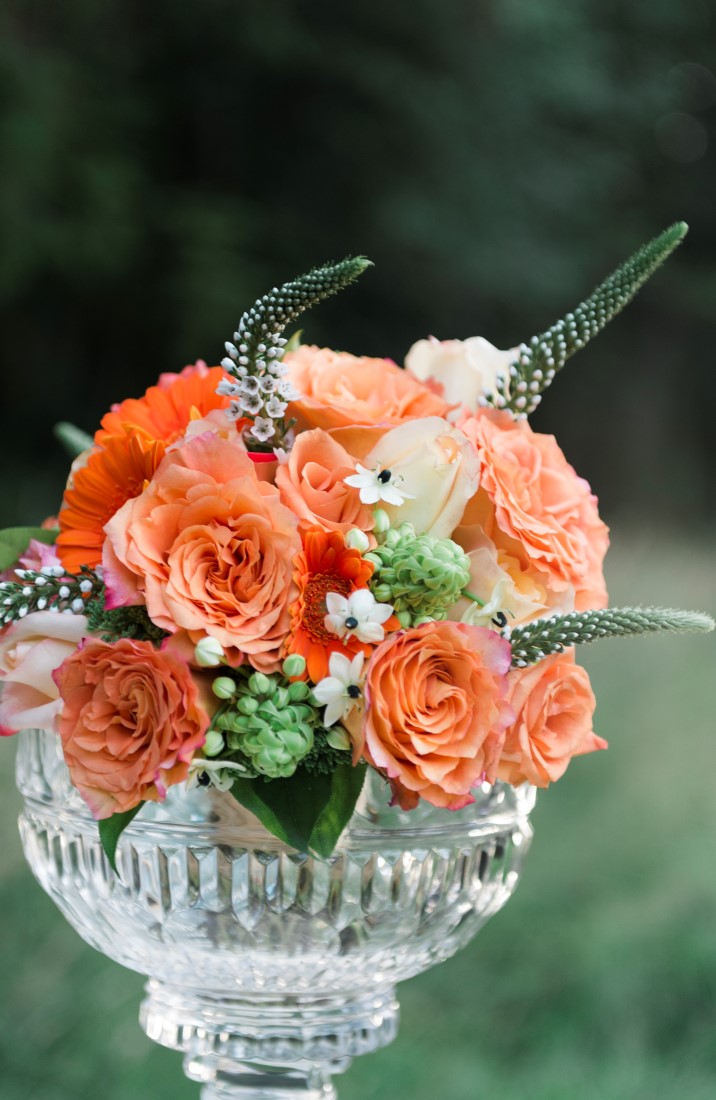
left=54, top=421, right=94, bottom=458
left=98, top=803, right=144, bottom=873
left=494, top=222, right=688, bottom=416
left=230, top=762, right=367, bottom=858
left=0, top=526, right=60, bottom=572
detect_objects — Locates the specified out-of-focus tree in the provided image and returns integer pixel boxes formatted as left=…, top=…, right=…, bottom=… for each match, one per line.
left=0, top=0, right=714, bottom=524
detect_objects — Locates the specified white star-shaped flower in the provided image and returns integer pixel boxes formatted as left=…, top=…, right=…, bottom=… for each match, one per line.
left=324, top=588, right=394, bottom=644
left=344, top=463, right=416, bottom=507
left=313, top=651, right=365, bottom=727
left=250, top=416, right=276, bottom=442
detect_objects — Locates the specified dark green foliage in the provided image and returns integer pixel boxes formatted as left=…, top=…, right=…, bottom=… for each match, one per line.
left=85, top=593, right=168, bottom=645
left=98, top=803, right=144, bottom=873
left=300, top=727, right=352, bottom=776
left=230, top=761, right=367, bottom=858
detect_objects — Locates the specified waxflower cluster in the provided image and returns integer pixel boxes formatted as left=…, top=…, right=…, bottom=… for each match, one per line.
left=0, top=231, right=712, bottom=861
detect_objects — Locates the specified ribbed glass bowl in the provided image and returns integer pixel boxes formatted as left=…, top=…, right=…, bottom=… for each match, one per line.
left=16, top=728, right=536, bottom=1099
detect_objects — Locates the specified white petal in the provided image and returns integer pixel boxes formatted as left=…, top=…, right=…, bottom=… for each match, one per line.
left=323, top=697, right=348, bottom=727
left=354, top=621, right=386, bottom=644
left=370, top=602, right=395, bottom=625
left=325, top=591, right=349, bottom=616
left=313, top=676, right=344, bottom=705
left=358, top=485, right=382, bottom=505
left=348, top=651, right=365, bottom=680
left=327, top=651, right=354, bottom=684
left=381, top=484, right=414, bottom=506
left=324, top=614, right=347, bottom=638
left=347, top=588, right=377, bottom=617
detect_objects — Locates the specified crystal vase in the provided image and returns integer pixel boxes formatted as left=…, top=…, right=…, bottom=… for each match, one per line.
left=16, top=727, right=535, bottom=1099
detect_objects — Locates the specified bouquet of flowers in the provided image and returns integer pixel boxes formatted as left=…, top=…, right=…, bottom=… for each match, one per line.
left=1, top=223, right=712, bottom=866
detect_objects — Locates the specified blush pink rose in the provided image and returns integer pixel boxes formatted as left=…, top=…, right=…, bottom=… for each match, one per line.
left=103, top=431, right=301, bottom=672
left=275, top=428, right=375, bottom=538
left=54, top=637, right=209, bottom=818
left=0, top=611, right=88, bottom=736
left=286, top=345, right=449, bottom=431
left=496, top=651, right=606, bottom=787
left=458, top=410, right=609, bottom=611
left=361, top=621, right=513, bottom=810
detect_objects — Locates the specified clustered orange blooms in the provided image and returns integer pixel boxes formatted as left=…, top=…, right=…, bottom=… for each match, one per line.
left=2, top=344, right=608, bottom=819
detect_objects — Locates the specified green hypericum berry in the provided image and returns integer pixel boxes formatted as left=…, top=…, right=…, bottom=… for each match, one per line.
left=367, top=523, right=471, bottom=626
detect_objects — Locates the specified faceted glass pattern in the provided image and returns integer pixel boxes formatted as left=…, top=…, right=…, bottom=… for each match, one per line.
left=17, top=729, right=535, bottom=1099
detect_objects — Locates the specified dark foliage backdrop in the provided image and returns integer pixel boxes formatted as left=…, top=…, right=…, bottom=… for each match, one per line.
left=0, top=0, right=714, bottom=531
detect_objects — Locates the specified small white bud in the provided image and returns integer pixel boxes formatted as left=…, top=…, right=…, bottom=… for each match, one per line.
left=194, top=636, right=226, bottom=668
left=345, top=529, right=370, bottom=553
left=58, top=585, right=71, bottom=599
left=71, top=598, right=85, bottom=612
left=79, top=579, right=94, bottom=594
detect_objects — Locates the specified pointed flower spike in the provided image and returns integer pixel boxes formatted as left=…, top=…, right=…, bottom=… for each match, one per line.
left=507, top=605, right=714, bottom=668
left=493, top=222, right=688, bottom=417
left=223, top=256, right=373, bottom=382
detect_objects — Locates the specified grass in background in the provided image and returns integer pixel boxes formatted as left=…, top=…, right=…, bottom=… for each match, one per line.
left=1, top=534, right=715, bottom=1100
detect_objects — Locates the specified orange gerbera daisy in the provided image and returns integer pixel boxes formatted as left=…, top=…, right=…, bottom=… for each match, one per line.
left=95, top=361, right=230, bottom=447
left=56, top=432, right=166, bottom=573
left=286, top=528, right=376, bottom=683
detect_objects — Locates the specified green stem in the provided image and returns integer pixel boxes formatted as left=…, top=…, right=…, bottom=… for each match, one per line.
left=462, top=589, right=486, bottom=606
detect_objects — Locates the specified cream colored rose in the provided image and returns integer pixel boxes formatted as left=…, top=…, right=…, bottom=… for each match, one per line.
left=450, top=528, right=575, bottom=629
left=405, top=336, right=517, bottom=412
left=361, top=417, right=479, bottom=538
left=0, top=611, right=88, bottom=736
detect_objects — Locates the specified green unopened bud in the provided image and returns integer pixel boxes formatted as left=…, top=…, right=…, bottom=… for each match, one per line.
left=372, top=583, right=393, bottom=603
left=248, top=671, right=273, bottom=696
left=212, top=676, right=238, bottom=700
left=287, top=680, right=310, bottom=702
left=203, top=729, right=225, bottom=757
left=194, top=636, right=225, bottom=668
left=326, top=726, right=351, bottom=751
left=368, top=526, right=471, bottom=626
left=237, top=695, right=259, bottom=715
left=345, top=528, right=370, bottom=553
left=373, top=508, right=391, bottom=534
left=396, top=610, right=412, bottom=629
left=282, top=653, right=307, bottom=679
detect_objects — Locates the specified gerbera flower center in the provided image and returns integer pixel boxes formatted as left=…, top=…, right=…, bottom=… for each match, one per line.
left=302, top=573, right=352, bottom=642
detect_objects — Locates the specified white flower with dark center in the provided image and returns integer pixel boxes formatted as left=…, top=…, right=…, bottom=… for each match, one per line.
left=240, top=376, right=261, bottom=395
left=276, top=379, right=300, bottom=402
left=268, top=359, right=290, bottom=378
left=227, top=400, right=244, bottom=421
left=216, top=379, right=242, bottom=398
left=344, top=463, right=416, bottom=507
left=240, top=393, right=263, bottom=415
left=324, top=588, right=394, bottom=644
left=259, top=376, right=278, bottom=395
left=313, top=651, right=365, bottom=727
left=250, top=417, right=276, bottom=442
left=265, top=395, right=288, bottom=418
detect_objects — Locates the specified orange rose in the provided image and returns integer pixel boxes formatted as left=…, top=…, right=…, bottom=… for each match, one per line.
left=361, top=621, right=512, bottom=810
left=458, top=410, right=609, bottom=611
left=54, top=638, right=209, bottom=818
left=286, top=345, right=449, bottom=430
left=497, top=651, right=606, bottom=787
left=104, top=431, right=300, bottom=671
left=275, top=428, right=375, bottom=538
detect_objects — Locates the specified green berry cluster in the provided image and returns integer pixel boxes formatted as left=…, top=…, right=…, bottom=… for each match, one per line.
left=366, top=523, right=471, bottom=627
left=211, top=668, right=316, bottom=779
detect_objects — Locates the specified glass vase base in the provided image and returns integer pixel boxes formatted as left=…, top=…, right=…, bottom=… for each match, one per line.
left=141, top=981, right=399, bottom=1099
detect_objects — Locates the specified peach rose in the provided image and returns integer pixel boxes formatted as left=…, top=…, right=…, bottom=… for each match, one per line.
left=286, top=345, right=449, bottom=431
left=361, top=620, right=512, bottom=810
left=458, top=410, right=609, bottom=610
left=362, top=416, right=480, bottom=538
left=54, top=637, right=209, bottom=818
left=0, top=611, right=88, bottom=736
left=497, top=651, right=606, bottom=787
left=104, top=431, right=300, bottom=671
left=275, top=428, right=375, bottom=538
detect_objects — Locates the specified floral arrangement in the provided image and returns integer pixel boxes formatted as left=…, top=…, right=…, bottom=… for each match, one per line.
left=1, top=223, right=712, bottom=866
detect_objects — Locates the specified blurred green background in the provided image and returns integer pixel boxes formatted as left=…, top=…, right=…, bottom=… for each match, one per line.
left=1, top=1, right=715, bottom=1097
